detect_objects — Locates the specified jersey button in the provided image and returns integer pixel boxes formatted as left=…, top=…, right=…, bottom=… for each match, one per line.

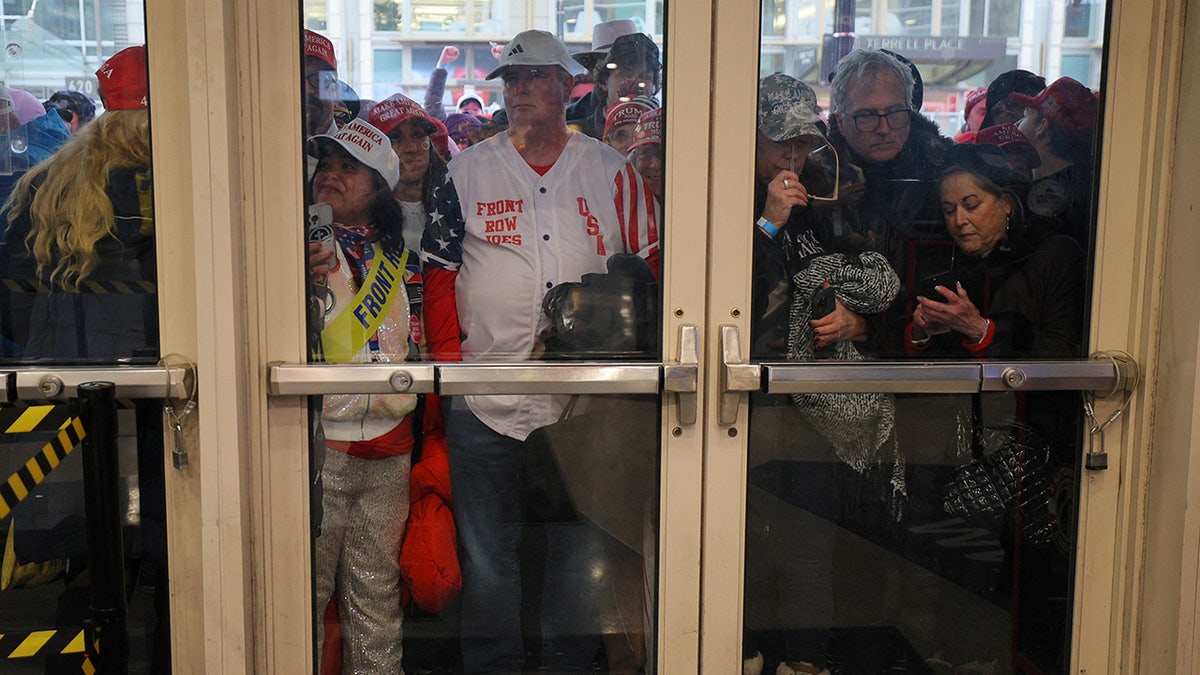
left=539, top=187, right=547, bottom=194
left=546, top=282, right=553, bottom=289
left=542, top=234, right=550, bottom=241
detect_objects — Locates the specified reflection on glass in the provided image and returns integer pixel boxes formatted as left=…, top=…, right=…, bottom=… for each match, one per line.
left=890, top=0, right=933, bottom=35
left=0, top=26, right=168, bottom=672
left=303, top=8, right=665, bottom=673
left=746, top=1, right=1104, bottom=672
left=763, top=0, right=787, bottom=38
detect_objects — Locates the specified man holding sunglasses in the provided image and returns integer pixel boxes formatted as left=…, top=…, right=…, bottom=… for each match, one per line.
left=747, top=73, right=902, bottom=675
left=752, top=73, right=861, bottom=358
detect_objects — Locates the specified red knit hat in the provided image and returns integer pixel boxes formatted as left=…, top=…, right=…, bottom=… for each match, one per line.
left=96, top=45, right=148, bottom=110
left=304, top=29, right=336, bottom=71
left=1009, top=76, right=1098, bottom=140
left=963, top=86, right=988, bottom=121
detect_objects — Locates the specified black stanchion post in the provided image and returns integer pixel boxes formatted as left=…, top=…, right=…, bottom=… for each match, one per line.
left=77, top=381, right=129, bottom=674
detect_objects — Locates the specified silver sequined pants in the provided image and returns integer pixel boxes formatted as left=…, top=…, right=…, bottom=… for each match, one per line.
left=314, top=448, right=411, bottom=674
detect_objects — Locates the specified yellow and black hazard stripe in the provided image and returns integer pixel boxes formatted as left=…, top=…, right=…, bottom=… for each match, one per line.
left=0, top=279, right=156, bottom=294
left=0, top=404, right=74, bottom=435
left=0, top=627, right=86, bottom=658
left=0, top=416, right=86, bottom=521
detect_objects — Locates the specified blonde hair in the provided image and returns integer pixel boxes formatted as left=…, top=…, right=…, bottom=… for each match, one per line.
left=5, top=109, right=151, bottom=289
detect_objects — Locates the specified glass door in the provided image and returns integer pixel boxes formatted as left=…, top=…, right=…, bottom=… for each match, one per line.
left=139, top=0, right=1183, bottom=670
left=702, top=1, right=1155, bottom=674
left=254, top=1, right=715, bottom=673
left=0, top=14, right=175, bottom=673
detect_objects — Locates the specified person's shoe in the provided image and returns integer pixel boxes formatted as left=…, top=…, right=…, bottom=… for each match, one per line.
left=743, top=650, right=764, bottom=675
left=776, top=661, right=830, bottom=675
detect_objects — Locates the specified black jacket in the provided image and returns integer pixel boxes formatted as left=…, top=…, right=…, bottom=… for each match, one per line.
left=3, top=167, right=158, bottom=361
left=828, top=112, right=955, bottom=353
left=566, top=90, right=604, bottom=139
left=920, top=234, right=1085, bottom=359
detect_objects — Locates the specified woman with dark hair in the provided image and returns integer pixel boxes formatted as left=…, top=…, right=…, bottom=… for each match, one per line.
left=307, top=117, right=423, bottom=673
left=907, top=143, right=1086, bottom=673
left=907, top=144, right=1084, bottom=359
left=368, top=93, right=449, bottom=259
left=980, top=69, right=1046, bottom=129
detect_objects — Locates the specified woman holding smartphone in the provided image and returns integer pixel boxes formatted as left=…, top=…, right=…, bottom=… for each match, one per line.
left=907, top=143, right=1084, bottom=358
left=307, top=118, right=426, bottom=674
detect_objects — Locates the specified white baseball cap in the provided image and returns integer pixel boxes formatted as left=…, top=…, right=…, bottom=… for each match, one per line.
left=309, top=118, right=400, bottom=190
left=486, top=30, right=573, bottom=81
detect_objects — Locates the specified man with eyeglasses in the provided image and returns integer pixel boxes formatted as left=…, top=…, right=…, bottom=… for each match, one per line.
left=304, top=29, right=340, bottom=138
left=420, top=29, right=660, bottom=674
left=828, top=48, right=953, bottom=353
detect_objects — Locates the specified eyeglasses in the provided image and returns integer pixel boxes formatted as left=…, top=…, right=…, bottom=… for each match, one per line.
left=849, top=108, right=911, bottom=133
left=789, top=142, right=841, bottom=202
left=305, top=70, right=338, bottom=91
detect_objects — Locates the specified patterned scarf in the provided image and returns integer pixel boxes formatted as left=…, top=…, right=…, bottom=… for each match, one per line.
left=786, top=251, right=906, bottom=507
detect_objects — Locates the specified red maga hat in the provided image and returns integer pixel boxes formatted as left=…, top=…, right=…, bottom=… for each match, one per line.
left=627, top=107, right=663, bottom=152
left=604, top=98, right=653, bottom=138
left=963, top=86, right=988, bottom=120
left=368, top=93, right=437, bottom=137
left=96, top=45, right=148, bottom=110
left=1009, top=76, right=1097, bottom=140
left=304, top=29, right=336, bottom=71
left=976, top=123, right=1041, bottom=169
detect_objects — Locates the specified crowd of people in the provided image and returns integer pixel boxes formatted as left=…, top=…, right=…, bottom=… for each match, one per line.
left=297, top=18, right=1100, bottom=674
left=0, top=13, right=1099, bottom=675
left=743, top=50, right=1095, bottom=675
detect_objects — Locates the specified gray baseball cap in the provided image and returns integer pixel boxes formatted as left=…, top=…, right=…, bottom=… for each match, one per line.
left=487, top=30, right=574, bottom=80
left=758, top=73, right=825, bottom=143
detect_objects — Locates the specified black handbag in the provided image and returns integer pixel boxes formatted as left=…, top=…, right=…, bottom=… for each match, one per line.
left=942, top=423, right=1056, bottom=546
left=539, top=253, right=659, bottom=359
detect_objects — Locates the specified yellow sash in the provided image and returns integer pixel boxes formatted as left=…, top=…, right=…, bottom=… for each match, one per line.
left=321, top=246, right=409, bottom=363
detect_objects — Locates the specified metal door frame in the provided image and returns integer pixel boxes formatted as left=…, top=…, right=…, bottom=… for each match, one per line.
left=139, top=0, right=1191, bottom=670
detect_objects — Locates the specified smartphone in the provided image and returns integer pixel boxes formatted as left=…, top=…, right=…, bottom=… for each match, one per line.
left=920, top=271, right=956, bottom=303
left=307, top=202, right=335, bottom=261
left=811, top=286, right=836, bottom=319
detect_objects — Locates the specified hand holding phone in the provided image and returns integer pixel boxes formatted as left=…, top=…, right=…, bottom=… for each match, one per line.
left=307, top=203, right=337, bottom=278
left=920, top=271, right=956, bottom=303
left=811, top=285, right=836, bottom=319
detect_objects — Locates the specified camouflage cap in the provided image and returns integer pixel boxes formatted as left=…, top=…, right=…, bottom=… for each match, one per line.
left=757, top=73, right=824, bottom=143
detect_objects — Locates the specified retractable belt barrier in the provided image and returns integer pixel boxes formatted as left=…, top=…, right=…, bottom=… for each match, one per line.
left=0, top=406, right=85, bottom=520
left=0, top=627, right=88, bottom=657
left=0, top=385, right=128, bottom=673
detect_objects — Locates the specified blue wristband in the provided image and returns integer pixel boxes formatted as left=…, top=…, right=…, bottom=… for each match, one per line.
left=756, top=217, right=779, bottom=237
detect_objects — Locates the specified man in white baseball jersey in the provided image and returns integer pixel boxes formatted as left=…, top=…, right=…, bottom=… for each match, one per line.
left=421, top=29, right=660, bottom=673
